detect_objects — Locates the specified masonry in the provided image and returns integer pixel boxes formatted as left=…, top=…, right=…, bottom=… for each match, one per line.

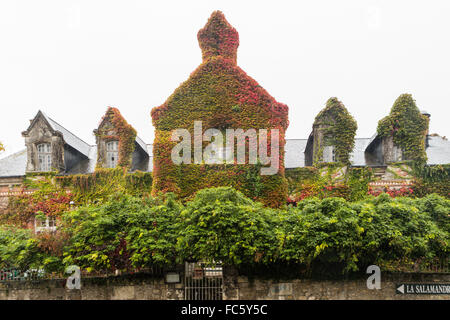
left=1, top=272, right=448, bottom=300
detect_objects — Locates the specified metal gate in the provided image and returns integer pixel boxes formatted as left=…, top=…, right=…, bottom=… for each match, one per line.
left=184, top=262, right=223, bottom=300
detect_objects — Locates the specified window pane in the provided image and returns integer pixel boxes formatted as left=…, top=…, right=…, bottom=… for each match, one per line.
left=107, top=151, right=118, bottom=168
left=37, top=143, right=52, bottom=171
left=323, top=145, right=334, bottom=162
left=106, top=141, right=118, bottom=151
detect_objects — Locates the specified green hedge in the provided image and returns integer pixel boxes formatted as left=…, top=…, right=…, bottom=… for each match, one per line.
left=2, top=188, right=448, bottom=276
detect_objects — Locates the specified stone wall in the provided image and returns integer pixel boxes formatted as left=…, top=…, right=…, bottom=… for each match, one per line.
left=0, top=275, right=184, bottom=300
left=223, top=272, right=450, bottom=300
left=0, top=272, right=448, bottom=300
left=0, top=185, right=25, bottom=212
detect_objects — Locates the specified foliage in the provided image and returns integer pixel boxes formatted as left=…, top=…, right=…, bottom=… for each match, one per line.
left=1, top=188, right=448, bottom=277
left=176, top=187, right=281, bottom=265
left=377, top=94, right=429, bottom=164
left=61, top=193, right=181, bottom=272
left=347, top=167, right=374, bottom=201
left=313, top=97, right=357, bottom=165
left=286, top=166, right=372, bottom=202
left=412, top=164, right=450, bottom=198
left=56, top=168, right=152, bottom=205
left=281, top=198, right=364, bottom=273
left=95, top=107, right=137, bottom=169
left=197, top=10, right=239, bottom=64
left=285, top=167, right=318, bottom=194
left=151, top=11, right=289, bottom=208
left=368, top=187, right=414, bottom=198
left=0, top=226, right=43, bottom=272
left=1, top=176, right=72, bottom=227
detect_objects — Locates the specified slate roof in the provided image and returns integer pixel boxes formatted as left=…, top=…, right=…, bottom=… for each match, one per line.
left=136, top=136, right=149, bottom=156
left=350, top=138, right=372, bottom=166
left=41, top=112, right=91, bottom=158
left=1, top=137, right=449, bottom=178
left=426, top=135, right=450, bottom=165
left=284, top=139, right=307, bottom=168
left=0, top=149, right=27, bottom=177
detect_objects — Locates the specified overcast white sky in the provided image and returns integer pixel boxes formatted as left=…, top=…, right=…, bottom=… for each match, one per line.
left=0, top=0, right=449, bottom=158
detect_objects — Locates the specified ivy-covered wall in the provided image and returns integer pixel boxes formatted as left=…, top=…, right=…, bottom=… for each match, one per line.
left=311, top=97, right=357, bottom=165
left=412, top=164, right=450, bottom=198
left=56, top=168, right=152, bottom=205
left=150, top=11, right=289, bottom=207
left=377, top=94, right=429, bottom=164
left=0, top=169, right=153, bottom=228
left=286, top=165, right=373, bottom=202
left=94, top=107, right=137, bottom=169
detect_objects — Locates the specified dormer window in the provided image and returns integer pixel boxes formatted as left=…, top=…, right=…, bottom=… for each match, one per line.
left=323, top=145, right=336, bottom=163
left=35, top=216, right=57, bottom=234
left=37, top=143, right=52, bottom=171
left=106, top=141, right=119, bottom=168
left=392, top=145, right=402, bottom=162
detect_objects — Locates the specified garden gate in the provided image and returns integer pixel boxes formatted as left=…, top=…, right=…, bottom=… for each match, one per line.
left=184, top=262, right=223, bottom=300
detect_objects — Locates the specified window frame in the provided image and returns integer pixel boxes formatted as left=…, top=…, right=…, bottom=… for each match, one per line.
left=36, top=143, right=52, bottom=172
left=106, top=140, right=119, bottom=168
left=34, top=216, right=57, bottom=234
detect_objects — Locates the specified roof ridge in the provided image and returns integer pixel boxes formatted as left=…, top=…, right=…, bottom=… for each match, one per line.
left=43, top=113, right=93, bottom=148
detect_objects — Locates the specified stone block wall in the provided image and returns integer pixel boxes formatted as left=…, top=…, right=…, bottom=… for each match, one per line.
left=0, top=272, right=448, bottom=300
left=0, top=276, right=184, bottom=300
left=223, top=272, right=450, bottom=300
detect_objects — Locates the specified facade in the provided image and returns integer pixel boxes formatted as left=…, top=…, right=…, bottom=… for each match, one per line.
left=0, top=109, right=152, bottom=190
left=1, top=108, right=449, bottom=191
left=151, top=11, right=289, bottom=207
left=0, top=13, right=449, bottom=203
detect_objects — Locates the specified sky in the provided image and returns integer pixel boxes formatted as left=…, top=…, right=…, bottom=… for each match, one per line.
left=0, top=0, right=449, bottom=158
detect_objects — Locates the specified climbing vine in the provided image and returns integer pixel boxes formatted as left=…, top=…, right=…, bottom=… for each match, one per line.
left=377, top=94, right=429, bottom=164
left=412, top=164, right=450, bottom=198
left=95, top=107, right=137, bottom=169
left=313, top=97, right=357, bottom=165
left=1, top=176, right=73, bottom=228
left=56, top=168, right=152, bottom=205
left=286, top=166, right=373, bottom=203
left=150, top=11, right=289, bottom=207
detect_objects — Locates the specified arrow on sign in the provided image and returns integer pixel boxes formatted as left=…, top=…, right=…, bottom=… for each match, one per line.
left=397, top=284, right=405, bottom=294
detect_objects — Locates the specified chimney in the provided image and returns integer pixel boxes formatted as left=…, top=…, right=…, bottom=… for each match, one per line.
left=421, top=110, right=431, bottom=148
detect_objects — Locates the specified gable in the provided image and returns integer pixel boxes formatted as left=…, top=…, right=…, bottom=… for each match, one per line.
left=152, top=57, right=288, bottom=132
left=24, top=111, right=91, bottom=158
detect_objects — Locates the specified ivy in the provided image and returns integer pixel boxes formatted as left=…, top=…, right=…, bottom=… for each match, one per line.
left=150, top=11, right=289, bottom=208
left=313, top=97, right=357, bottom=165
left=1, top=188, right=449, bottom=276
left=95, top=107, right=137, bottom=169
left=243, top=162, right=264, bottom=200
left=377, top=94, right=429, bottom=164
left=412, top=164, right=450, bottom=198
left=1, top=176, right=72, bottom=227
left=286, top=166, right=372, bottom=202
left=55, top=168, right=152, bottom=205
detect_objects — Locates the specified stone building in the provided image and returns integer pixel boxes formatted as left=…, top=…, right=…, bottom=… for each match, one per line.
left=150, top=11, right=290, bottom=207
left=0, top=14, right=450, bottom=204
left=304, top=97, right=357, bottom=166
left=0, top=109, right=152, bottom=192
left=1, top=106, right=449, bottom=196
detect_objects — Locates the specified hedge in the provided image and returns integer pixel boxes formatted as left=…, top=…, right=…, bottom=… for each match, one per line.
left=2, top=188, right=448, bottom=276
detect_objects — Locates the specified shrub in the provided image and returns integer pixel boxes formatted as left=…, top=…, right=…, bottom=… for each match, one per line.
left=0, top=226, right=45, bottom=272
left=1, top=187, right=448, bottom=277
left=176, top=187, right=282, bottom=265
left=61, top=193, right=180, bottom=272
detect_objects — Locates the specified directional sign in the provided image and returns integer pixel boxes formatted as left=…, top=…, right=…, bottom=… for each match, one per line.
left=396, top=283, right=450, bottom=295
